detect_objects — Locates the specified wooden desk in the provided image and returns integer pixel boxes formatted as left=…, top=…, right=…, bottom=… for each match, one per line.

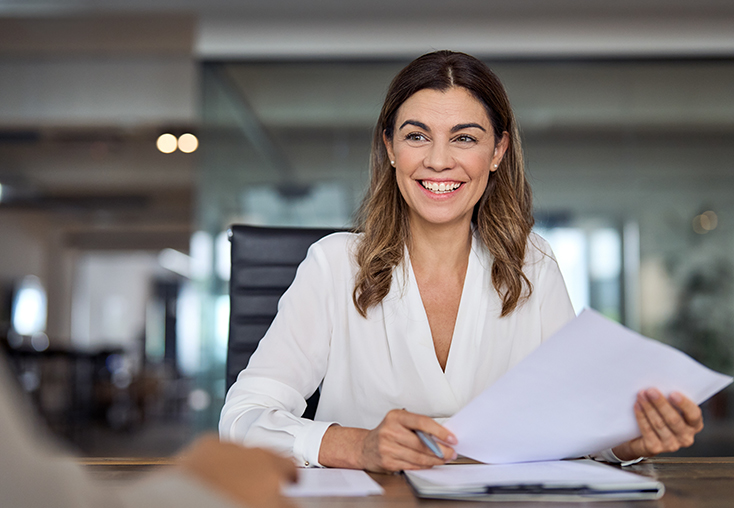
left=80, top=457, right=734, bottom=507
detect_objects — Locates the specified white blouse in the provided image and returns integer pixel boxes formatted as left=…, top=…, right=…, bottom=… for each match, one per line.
left=219, top=231, right=576, bottom=467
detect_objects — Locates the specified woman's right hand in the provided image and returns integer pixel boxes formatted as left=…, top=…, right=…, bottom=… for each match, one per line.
left=360, top=409, right=457, bottom=472
left=320, top=409, right=457, bottom=472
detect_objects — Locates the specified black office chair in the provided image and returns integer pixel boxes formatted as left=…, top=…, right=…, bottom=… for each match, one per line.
left=226, top=224, right=341, bottom=420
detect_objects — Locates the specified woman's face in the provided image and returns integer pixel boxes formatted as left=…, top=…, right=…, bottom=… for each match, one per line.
left=384, top=87, right=508, bottom=232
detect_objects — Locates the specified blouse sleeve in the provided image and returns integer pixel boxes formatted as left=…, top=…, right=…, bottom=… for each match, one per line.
left=219, top=239, right=340, bottom=467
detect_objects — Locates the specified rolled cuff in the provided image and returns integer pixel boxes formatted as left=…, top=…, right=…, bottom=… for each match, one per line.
left=293, top=420, right=338, bottom=468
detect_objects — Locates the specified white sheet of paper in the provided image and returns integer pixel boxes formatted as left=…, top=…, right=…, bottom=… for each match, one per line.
left=446, top=308, right=733, bottom=464
left=282, top=468, right=384, bottom=497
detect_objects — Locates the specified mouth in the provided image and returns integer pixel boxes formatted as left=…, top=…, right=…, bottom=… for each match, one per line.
left=419, top=180, right=463, bottom=194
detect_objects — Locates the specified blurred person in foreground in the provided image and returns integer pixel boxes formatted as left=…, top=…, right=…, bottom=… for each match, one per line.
left=0, top=354, right=296, bottom=508
left=220, top=50, right=703, bottom=472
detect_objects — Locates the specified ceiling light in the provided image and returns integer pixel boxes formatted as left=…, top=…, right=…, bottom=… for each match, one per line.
left=156, top=133, right=177, bottom=154
left=701, top=210, right=718, bottom=231
left=178, top=133, right=199, bottom=153
left=692, top=215, right=708, bottom=235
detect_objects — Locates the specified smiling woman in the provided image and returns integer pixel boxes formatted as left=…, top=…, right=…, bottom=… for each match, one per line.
left=220, top=50, right=704, bottom=474
left=353, top=52, right=531, bottom=323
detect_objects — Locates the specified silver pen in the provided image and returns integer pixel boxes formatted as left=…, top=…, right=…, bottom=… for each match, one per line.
left=415, top=430, right=444, bottom=459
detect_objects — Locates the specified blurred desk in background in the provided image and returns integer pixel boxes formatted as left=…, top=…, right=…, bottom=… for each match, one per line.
left=80, top=456, right=734, bottom=507
left=6, top=347, right=124, bottom=439
left=4, top=345, right=192, bottom=456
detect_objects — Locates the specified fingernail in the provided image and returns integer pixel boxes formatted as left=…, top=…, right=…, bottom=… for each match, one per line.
left=646, top=388, right=660, bottom=400
left=634, top=401, right=642, bottom=412
left=670, top=392, right=683, bottom=404
left=447, top=434, right=458, bottom=445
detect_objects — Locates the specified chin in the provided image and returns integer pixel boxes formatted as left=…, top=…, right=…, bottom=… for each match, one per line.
left=414, top=212, right=472, bottom=228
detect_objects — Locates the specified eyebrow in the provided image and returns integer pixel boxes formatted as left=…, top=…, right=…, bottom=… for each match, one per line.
left=451, top=123, right=486, bottom=133
left=399, top=120, right=429, bottom=131
left=398, top=120, right=487, bottom=133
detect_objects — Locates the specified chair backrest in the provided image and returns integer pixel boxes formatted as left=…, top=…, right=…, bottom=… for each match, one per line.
left=227, top=224, right=340, bottom=420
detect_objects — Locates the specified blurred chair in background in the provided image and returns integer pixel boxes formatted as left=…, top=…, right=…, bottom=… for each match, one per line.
left=226, top=225, right=340, bottom=420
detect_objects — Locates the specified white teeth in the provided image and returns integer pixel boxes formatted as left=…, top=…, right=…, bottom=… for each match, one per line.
left=421, top=181, right=461, bottom=194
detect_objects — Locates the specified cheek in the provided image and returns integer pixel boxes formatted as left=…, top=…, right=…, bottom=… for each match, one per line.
left=472, top=173, right=491, bottom=203
left=394, top=167, right=414, bottom=198
left=394, top=146, right=420, bottom=167
left=468, top=158, right=492, bottom=183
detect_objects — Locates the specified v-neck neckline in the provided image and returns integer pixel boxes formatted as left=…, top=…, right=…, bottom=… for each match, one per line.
left=405, top=233, right=478, bottom=376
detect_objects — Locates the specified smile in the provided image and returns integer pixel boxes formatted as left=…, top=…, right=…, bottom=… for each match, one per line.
left=420, top=180, right=463, bottom=194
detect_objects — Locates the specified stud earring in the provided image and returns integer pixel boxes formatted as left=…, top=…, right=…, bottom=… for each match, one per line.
left=390, top=160, right=395, bottom=166
left=493, top=164, right=498, bottom=168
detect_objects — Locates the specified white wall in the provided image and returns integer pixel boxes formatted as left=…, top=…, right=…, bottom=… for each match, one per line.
left=0, top=57, right=196, bottom=127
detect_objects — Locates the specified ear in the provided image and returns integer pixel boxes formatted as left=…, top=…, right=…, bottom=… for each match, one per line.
left=382, top=130, right=396, bottom=165
left=491, top=131, right=510, bottom=172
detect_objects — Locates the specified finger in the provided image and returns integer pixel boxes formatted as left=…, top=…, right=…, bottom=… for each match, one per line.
left=669, top=392, right=704, bottom=431
left=390, top=443, right=446, bottom=469
left=411, top=434, right=457, bottom=461
left=372, top=414, right=449, bottom=469
left=638, top=390, right=676, bottom=442
left=389, top=416, right=457, bottom=460
left=633, top=400, right=665, bottom=456
left=643, top=389, right=690, bottom=436
left=436, top=442, right=457, bottom=460
left=371, top=436, right=445, bottom=471
left=389, top=424, right=453, bottom=460
left=397, top=410, right=458, bottom=446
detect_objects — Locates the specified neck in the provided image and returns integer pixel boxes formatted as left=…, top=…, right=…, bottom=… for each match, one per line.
left=407, top=217, right=473, bottom=273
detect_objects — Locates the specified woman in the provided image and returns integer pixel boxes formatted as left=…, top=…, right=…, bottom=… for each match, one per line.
left=220, top=51, right=703, bottom=472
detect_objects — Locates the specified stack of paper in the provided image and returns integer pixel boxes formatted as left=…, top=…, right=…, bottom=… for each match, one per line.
left=405, top=460, right=664, bottom=501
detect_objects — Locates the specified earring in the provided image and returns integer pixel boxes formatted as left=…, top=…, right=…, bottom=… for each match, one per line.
left=493, top=164, right=498, bottom=168
left=390, top=161, right=395, bottom=166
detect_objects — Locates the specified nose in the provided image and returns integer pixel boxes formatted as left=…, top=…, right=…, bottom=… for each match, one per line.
left=424, top=141, right=454, bottom=172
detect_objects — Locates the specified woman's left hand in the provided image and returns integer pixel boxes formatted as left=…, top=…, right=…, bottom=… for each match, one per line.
left=612, top=388, right=704, bottom=461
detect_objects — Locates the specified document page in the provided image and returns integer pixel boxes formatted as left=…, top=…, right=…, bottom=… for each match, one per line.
left=282, top=468, right=384, bottom=497
left=446, top=309, right=733, bottom=464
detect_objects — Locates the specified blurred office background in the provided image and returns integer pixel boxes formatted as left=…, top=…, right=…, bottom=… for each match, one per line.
left=1, top=0, right=734, bottom=457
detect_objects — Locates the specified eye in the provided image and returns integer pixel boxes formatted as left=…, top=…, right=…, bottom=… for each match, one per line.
left=454, top=134, right=477, bottom=143
left=405, top=132, right=428, bottom=142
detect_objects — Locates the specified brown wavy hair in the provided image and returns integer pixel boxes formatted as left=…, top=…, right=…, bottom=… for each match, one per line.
left=352, top=50, right=534, bottom=318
